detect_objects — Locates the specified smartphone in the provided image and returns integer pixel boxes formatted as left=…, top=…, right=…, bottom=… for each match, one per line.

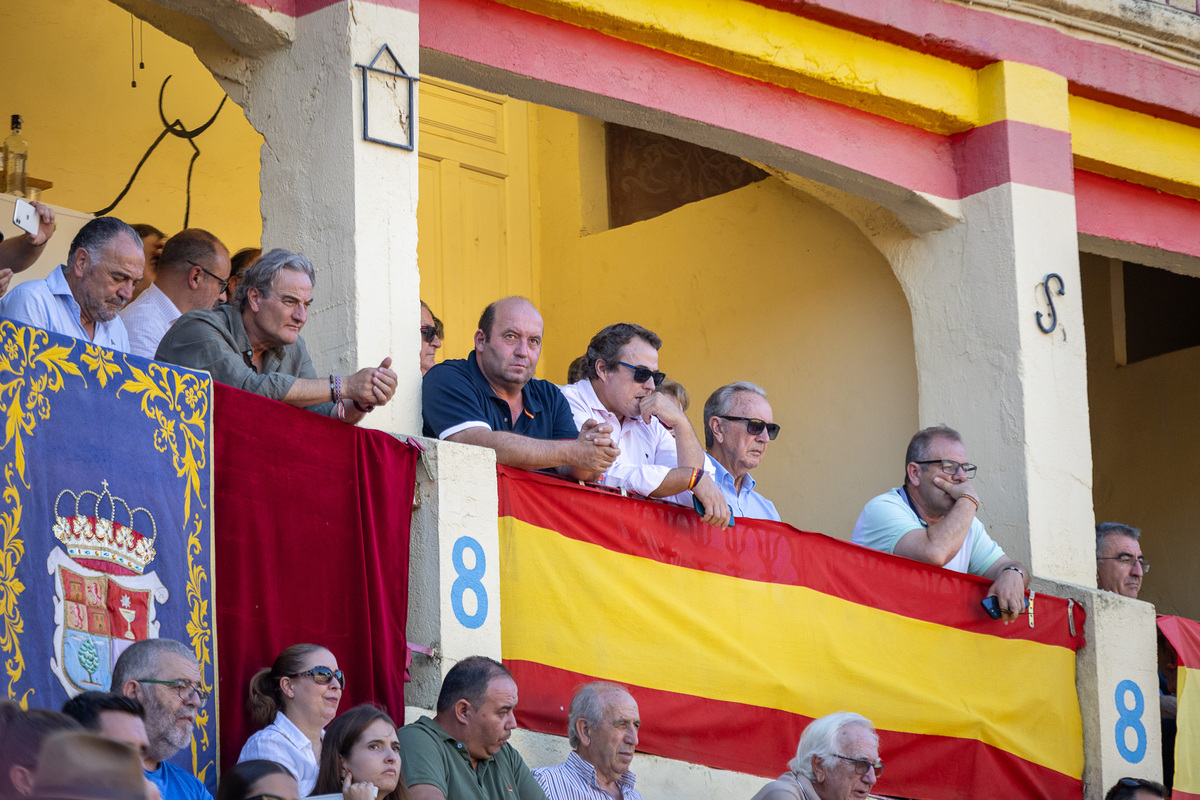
left=12, top=198, right=39, bottom=236
left=981, top=595, right=1029, bottom=620
left=693, top=494, right=736, bottom=527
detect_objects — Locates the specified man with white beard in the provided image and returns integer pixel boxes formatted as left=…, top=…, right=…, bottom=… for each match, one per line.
left=112, top=639, right=212, bottom=800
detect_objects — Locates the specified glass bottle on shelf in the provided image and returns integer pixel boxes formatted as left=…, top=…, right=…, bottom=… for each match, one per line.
left=3, top=115, right=29, bottom=197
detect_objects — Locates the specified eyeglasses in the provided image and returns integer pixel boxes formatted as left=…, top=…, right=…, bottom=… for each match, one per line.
left=289, top=665, right=345, bottom=686
left=914, top=459, right=977, bottom=479
left=1097, top=553, right=1150, bottom=573
left=718, top=415, right=780, bottom=440
left=618, top=361, right=666, bottom=387
left=420, top=322, right=444, bottom=343
left=188, top=260, right=230, bottom=294
left=834, top=754, right=884, bottom=776
left=136, top=679, right=210, bottom=708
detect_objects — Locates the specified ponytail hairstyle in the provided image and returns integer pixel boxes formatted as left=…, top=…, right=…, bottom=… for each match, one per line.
left=246, top=643, right=327, bottom=729
left=313, top=705, right=412, bottom=800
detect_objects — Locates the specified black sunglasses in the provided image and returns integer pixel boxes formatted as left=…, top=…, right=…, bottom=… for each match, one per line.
left=618, top=361, right=666, bottom=387
left=420, top=322, right=444, bottom=343
left=718, top=415, right=780, bottom=440
left=289, top=665, right=345, bottom=686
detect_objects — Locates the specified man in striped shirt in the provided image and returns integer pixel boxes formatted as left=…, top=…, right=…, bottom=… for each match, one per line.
left=533, top=683, right=642, bottom=800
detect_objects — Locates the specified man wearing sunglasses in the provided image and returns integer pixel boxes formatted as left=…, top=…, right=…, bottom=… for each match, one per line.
left=1095, top=522, right=1148, bottom=599
left=422, top=297, right=617, bottom=481
left=420, top=301, right=444, bottom=375
left=560, top=323, right=731, bottom=527
left=701, top=382, right=782, bottom=522
left=1104, top=777, right=1167, bottom=800
left=851, top=426, right=1029, bottom=624
left=111, top=638, right=212, bottom=800
left=122, top=228, right=232, bottom=359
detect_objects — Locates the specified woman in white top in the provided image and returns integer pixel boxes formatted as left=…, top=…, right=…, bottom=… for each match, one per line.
left=237, top=643, right=345, bottom=796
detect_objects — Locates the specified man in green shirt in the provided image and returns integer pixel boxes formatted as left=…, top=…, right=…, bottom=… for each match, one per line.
left=398, top=656, right=548, bottom=800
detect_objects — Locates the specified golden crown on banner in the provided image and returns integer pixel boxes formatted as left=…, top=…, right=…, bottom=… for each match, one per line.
left=52, top=481, right=158, bottom=575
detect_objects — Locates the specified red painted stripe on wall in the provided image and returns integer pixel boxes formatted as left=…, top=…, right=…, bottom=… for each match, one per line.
left=1076, top=170, right=1200, bottom=260
left=507, top=659, right=1084, bottom=799
left=750, top=0, right=1200, bottom=127
left=234, top=0, right=417, bottom=17
left=953, top=120, right=1075, bottom=198
left=421, top=0, right=961, bottom=199
left=497, top=468, right=1085, bottom=649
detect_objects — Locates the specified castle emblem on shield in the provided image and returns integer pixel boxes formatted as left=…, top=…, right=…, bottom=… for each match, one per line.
left=47, top=481, right=168, bottom=696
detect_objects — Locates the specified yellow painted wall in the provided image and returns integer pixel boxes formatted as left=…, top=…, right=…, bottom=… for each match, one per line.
left=0, top=0, right=262, bottom=252
left=1082, top=253, right=1200, bottom=620
left=533, top=106, right=918, bottom=534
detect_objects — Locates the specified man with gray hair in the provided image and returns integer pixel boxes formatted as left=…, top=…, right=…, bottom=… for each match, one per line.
left=852, top=425, right=1029, bottom=623
left=111, top=638, right=212, bottom=800
left=533, top=682, right=642, bottom=800
left=0, top=215, right=143, bottom=352
left=121, top=229, right=232, bottom=359
left=561, top=323, right=730, bottom=527
left=701, top=381, right=781, bottom=521
left=750, top=711, right=882, bottom=800
left=156, top=248, right=396, bottom=424
left=1096, top=522, right=1148, bottom=599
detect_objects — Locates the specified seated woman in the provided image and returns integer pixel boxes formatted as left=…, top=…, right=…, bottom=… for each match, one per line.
left=238, top=644, right=345, bottom=796
left=216, top=760, right=299, bottom=800
left=312, top=705, right=411, bottom=800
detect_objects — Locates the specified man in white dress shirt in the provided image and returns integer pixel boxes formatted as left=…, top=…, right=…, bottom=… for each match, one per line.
left=121, top=229, right=231, bottom=359
left=560, top=322, right=729, bottom=527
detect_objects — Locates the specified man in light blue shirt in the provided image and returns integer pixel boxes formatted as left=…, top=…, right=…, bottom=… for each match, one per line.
left=534, top=682, right=643, bottom=800
left=701, top=381, right=781, bottom=522
left=851, top=425, right=1029, bottom=623
left=0, top=216, right=143, bottom=353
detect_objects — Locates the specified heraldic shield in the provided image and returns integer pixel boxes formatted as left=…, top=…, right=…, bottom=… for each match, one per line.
left=49, top=482, right=168, bottom=695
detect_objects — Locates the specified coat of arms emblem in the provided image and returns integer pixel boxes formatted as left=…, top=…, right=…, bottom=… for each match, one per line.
left=48, top=481, right=168, bottom=695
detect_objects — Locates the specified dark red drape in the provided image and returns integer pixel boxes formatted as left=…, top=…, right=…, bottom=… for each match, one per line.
left=213, top=383, right=418, bottom=772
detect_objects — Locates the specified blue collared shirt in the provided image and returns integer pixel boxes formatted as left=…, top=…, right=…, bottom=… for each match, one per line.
left=422, top=351, right=578, bottom=442
left=705, top=453, right=781, bottom=522
left=533, top=751, right=642, bottom=800
left=0, top=265, right=131, bottom=352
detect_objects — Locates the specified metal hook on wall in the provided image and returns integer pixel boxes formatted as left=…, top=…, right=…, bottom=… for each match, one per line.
left=1036, top=273, right=1065, bottom=334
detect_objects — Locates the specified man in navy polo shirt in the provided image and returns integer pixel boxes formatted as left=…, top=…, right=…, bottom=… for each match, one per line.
left=422, top=296, right=617, bottom=481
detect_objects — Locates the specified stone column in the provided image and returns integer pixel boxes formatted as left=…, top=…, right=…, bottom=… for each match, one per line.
left=237, top=1, right=422, bottom=435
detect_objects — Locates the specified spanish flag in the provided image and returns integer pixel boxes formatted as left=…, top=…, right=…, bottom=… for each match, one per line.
left=498, top=467, right=1086, bottom=799
left=1159, top=615, right=1200, bottom=799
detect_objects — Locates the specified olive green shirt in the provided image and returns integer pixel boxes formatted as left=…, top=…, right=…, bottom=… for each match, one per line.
left=397, top=716, right=547, bottom=800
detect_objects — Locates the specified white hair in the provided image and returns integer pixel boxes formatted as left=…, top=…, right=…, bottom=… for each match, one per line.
left=787, top=712, right=877, bottom=779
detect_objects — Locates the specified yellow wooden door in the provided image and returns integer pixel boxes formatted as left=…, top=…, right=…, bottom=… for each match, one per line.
left=417, top=77, right=537, bottom=370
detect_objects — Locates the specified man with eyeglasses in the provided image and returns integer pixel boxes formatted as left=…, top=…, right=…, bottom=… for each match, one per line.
left=422, top=297, right=617, bottom=481
left=1095, top=522, right=1148, bottom=599
left=700, top=382, right=781, bottom=522
left=851, top=425, right=1029, bottom=623
left=750, top=711, right=882, bottom=800
left=111, top=638, right=213, bottom=800
left=121, top=229, right=232, bottom=359
left=560, top=323, right=731, bottom=527
left=420, top=301, right=444, bottom=375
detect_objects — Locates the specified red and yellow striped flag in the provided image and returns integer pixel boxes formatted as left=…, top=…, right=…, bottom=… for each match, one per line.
left=1159, top=615, right=1200, bottom=800
left=498, top=467, right=1087, bottom=799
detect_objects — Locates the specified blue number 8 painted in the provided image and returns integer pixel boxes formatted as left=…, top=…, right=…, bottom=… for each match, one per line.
left=1114, top=679, right=1146, bottom=763
left=451, top=536, right=488, bottom=629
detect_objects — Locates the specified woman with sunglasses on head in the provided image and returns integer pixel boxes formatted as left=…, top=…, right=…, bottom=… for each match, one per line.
left=217, top=760, right=299, bottom=800
left=238, top=644, right=346, bottom=796
left=312, top=705, right=411, bottom=800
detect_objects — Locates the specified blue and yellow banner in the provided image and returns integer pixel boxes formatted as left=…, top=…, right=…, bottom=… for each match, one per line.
left=0, top=320, right=216, bottom=789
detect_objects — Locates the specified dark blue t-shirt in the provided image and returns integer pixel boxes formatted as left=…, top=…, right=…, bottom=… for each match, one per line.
left=422, top=352, right=579, bottom=442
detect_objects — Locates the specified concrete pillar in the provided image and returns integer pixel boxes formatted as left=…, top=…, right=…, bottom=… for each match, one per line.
left=887, top=62, right=1094, bottom=587
left=405, top=437, right=502, bottom=713
left=1035, top=578, right=1163, bottom=796
left=237, top=1, right=422, bottom=435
